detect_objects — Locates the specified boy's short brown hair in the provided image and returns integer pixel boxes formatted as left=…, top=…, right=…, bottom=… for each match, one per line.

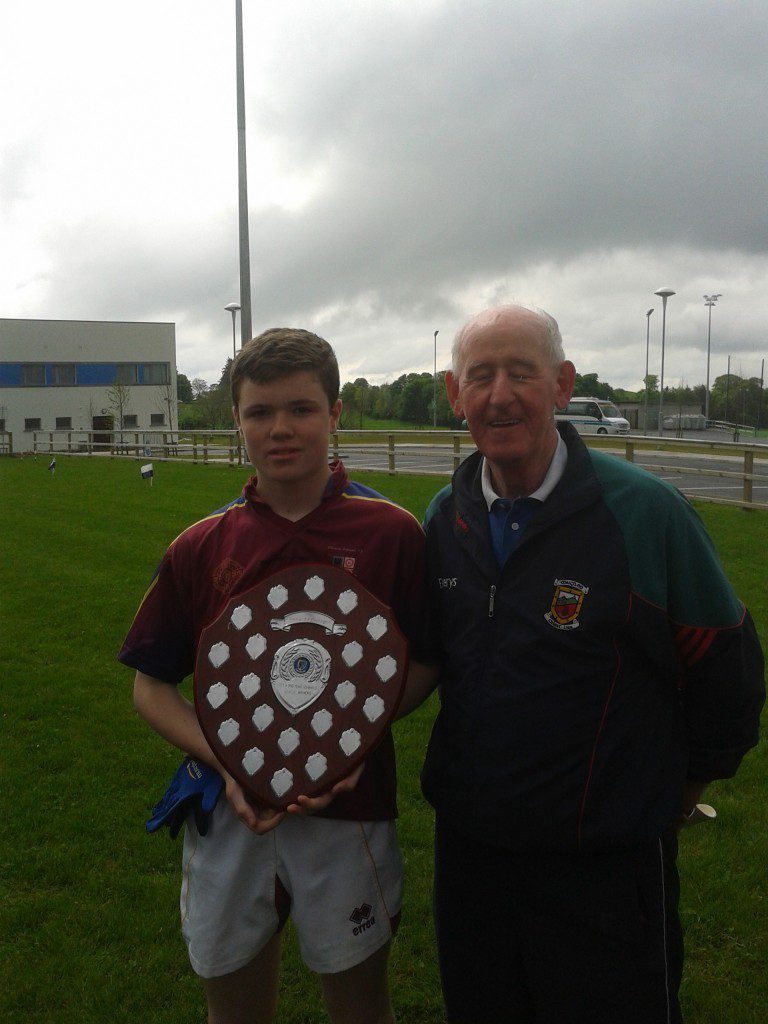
left=230, top=328, right=340, bottom=408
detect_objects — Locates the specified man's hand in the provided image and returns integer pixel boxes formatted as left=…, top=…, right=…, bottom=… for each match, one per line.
left=675, top=780, right=709, bottom=830
left=224, top=774, right=285, bottom=835
left=681, top=780, right=708, bottom=818
left=286, top=761, right=366, bottom=815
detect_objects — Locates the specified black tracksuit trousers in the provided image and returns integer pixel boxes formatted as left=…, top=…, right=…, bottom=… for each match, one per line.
left=434, top=819, right=683, bottom=1024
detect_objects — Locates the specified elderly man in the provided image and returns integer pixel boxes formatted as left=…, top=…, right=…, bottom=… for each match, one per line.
left=418, top=304, right=764, bottom=1023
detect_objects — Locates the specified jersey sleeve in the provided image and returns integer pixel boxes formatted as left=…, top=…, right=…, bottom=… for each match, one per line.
left=389, top=515, right=433, bottom=664
left=591, top=450, right=764, bottom=784
left=678, top=608, right=764, bottom=780
left=117, top=546, right=195, bottom=684
left=664, top=499, right=765, bottom=781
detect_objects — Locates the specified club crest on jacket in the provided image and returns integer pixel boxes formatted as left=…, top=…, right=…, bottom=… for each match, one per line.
left=545, top=579, right=589, bottom=630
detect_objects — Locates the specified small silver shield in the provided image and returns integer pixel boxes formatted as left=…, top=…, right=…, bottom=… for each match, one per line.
left=270, top=637, right=332, bottom=714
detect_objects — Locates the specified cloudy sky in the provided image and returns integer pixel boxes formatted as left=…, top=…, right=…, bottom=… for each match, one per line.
left=1, top=0, right=766, bottom=390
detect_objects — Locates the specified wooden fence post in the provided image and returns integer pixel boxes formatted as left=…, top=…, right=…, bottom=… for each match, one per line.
left=743, top=450, right=754, bottom=509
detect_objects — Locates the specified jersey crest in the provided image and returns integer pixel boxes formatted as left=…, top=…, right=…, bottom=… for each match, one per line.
left=212, top=557, right=245, bottom=594
left=545, top=578, right=589, bottom=630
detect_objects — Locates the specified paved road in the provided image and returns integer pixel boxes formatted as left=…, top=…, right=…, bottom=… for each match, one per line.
left=335, top=433, right=768, bottom=506
left=630, top=449, right=768, bottom=504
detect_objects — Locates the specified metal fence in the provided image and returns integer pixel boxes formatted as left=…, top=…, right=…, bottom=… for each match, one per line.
left=5, top=427, right=767, bottom=511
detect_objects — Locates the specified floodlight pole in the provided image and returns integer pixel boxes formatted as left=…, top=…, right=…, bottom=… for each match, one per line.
left=433, top=330, right=439, bottom=427
left=654, top=288, right=675, bottom=436
left=225, top=302, right=241, bottom=362
left=703, top=294, right=722, bottom=422
left=235, top=0, right=252, bottom=345
left=644, top=308, right=653, bottom=435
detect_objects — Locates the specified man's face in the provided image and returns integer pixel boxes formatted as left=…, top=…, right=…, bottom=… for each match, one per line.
left=446, top=311, right=574, bottom=489
left=233, top=371, right=341, bottom=491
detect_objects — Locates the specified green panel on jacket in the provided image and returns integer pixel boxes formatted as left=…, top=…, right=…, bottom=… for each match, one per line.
left=588, top=449, right=743, bottom=628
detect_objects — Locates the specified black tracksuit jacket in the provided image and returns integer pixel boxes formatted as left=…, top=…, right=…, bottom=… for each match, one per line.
left=421, top=424, right=764, bottom=853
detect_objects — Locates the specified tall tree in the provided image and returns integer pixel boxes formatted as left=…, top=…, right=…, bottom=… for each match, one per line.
left=158, top=381, right=177, bottom=433
left=573, top=372, right=614, bottom=399
left=106, top=382, right=131, bottom=440
left=191, top=377, right=210, bottom=400
left=399, top=377, right=431, bottom=425
left=176, top=373, right=194, bottom=404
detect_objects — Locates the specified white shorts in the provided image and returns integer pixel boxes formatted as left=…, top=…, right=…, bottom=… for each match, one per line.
left=180, top=799, right=403, bottom=979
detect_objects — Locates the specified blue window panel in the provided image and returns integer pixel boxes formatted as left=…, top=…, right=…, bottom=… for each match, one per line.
left=76, top=363, right=117, bottom=385
left=0, top=361, right=159, bottom=386
left=0, top=364, right=23, bottom=386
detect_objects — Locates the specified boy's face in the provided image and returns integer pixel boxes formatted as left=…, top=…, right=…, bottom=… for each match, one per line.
left=233, top=371, right=341, bottom=491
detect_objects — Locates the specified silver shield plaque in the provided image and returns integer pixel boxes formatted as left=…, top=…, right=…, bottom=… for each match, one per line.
left=270, top=638, right=332, bottom=713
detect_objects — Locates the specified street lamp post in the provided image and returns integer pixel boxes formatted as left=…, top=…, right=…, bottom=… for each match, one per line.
left=654, top=288, right=675, bottom=436
left=757, top=358, right=765, bottom=433
left=225, top=302, right=241, bottom=362
left=703, top=294, right=722, bottom=422
left=643, top=308, right=654, bottom=435
left=433, top=330, right=439, bottom=427
left=234, top=0, right=252, bottom=345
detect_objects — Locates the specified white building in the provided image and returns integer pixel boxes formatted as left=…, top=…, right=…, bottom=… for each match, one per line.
left=0, top=318, right=177, bottom=452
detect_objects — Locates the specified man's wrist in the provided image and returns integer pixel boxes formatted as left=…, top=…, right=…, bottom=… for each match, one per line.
left=682, top=780, right=708, bottom=816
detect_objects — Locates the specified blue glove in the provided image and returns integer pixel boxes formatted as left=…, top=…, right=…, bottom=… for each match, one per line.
left=146, top=757, right=224, bottom=838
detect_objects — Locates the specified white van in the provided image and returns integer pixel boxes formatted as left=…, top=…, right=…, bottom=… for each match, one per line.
left=556, top=397, right=630, bottom=435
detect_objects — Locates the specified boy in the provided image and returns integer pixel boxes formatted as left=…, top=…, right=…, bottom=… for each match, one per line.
left=119, top=328, right=428, bottom=1024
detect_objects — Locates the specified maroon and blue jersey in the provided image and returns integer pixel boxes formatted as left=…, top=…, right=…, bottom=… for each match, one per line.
left=119, top=461, right=427, bottom=820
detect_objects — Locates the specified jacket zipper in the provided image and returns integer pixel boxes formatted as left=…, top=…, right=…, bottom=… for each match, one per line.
left=489, top=584, right=496, bottom=618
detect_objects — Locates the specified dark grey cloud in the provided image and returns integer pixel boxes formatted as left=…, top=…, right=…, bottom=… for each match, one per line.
left=9, top=1, right=765, bottom=386
left=245, top=0, right=767, bottom=307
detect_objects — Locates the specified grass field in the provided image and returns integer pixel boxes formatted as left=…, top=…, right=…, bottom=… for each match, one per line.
left=1, top=455, right=766, bottom=1023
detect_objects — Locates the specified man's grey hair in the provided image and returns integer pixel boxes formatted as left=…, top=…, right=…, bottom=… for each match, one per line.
left=451, top=304, right=566, bottom=375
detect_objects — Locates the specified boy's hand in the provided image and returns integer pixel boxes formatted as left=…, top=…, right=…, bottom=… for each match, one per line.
left=225, top=774, right=285, bottom=835
left=286, top=761, right=366, bottom=815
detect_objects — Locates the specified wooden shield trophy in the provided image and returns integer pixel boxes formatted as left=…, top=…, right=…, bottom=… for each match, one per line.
left=194, top=564, right=408, bottom=810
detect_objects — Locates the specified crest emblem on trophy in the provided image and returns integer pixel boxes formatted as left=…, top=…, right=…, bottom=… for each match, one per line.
left=194, top=564, right=408, bottom=809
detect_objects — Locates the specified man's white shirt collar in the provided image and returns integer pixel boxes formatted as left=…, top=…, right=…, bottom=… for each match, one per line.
left=481, top=432, right=568, bottom=510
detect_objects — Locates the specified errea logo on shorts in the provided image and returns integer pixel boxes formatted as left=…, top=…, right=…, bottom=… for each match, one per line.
left=349, top=903, right=376, bottom=936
